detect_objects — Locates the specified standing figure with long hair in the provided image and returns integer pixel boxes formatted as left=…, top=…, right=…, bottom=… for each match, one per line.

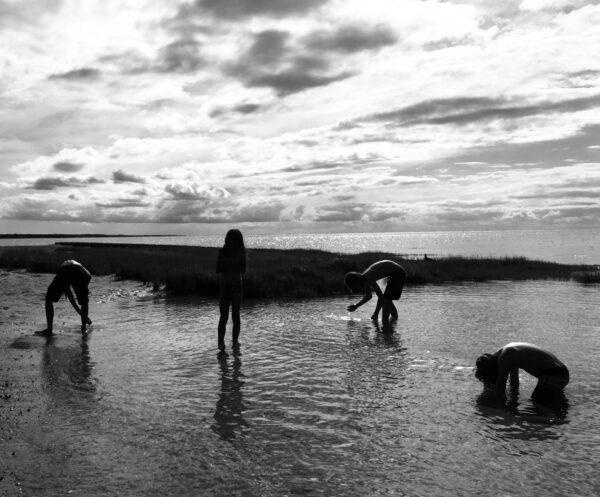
left=216, top=229, right=246, bottom=355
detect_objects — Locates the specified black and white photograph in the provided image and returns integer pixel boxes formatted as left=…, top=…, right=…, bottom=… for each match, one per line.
left=1, top=1, right=599, bottom=495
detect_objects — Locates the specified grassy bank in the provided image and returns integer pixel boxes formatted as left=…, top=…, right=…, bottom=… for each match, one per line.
left=0, top=242, right=596, bottom=298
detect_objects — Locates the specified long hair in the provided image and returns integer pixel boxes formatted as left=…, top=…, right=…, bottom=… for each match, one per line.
left=222, top=229, right=245, bottom=256
left=475, top=353, right=499, bottom=386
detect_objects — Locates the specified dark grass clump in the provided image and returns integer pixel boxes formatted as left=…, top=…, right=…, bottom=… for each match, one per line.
left=0, top=243, right=595, bottom=298
left=571, top=271, right=600, bottom=284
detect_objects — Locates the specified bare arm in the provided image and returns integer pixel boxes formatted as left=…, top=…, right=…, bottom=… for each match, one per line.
left=348, top=280, right=384, bottom=312
left=495, top=350, right=514, bottom=397
left=369, top=283, right=385, bottom=319
left=65, top=288, right=82, bottom=315
left=509, top=367, right=519, bottom=391
left=347, top=282, right=374, bottom=312
left=65, top=287, right=92, bottom=326
left=371, top=297, right=383, bottom=320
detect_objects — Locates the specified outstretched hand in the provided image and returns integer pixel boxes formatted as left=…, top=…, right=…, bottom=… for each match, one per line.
left=347, top=304, right=358, bottom=312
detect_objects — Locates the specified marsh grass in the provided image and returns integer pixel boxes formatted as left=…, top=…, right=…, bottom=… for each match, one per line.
left=571, top=271, right=600, bottom=284
left=0, top=243, right=594, bottom=298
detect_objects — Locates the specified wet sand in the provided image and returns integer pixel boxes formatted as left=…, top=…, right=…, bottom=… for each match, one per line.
left=0, top=270, right=146, bottom=495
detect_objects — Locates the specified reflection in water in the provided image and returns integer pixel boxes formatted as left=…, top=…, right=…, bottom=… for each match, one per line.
left=475, top=390, right=569, bottom=443
left=42, top=333, right=97, bottom=402
left=346, top=318, right=406, bottom=351
left=212, top=354, right=248, bottom=442
left=8, top=278, right=598, bottom=496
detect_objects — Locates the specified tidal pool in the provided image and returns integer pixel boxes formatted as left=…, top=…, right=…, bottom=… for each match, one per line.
left=2, top=273, right=599, bottom=496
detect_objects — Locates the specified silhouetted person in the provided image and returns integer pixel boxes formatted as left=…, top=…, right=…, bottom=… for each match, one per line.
left=217, top=229, right=246, bottom=355
left=475, top=342, right=569, bottom=403
left=345, top=260, right=406, bottom=327
left=40, top=260, right=92, bottom=336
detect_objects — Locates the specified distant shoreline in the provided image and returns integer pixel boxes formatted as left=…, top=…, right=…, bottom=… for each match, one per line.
left=0, top=234, right=176, bottom=239
left=0, top=242, right=598, bottom=298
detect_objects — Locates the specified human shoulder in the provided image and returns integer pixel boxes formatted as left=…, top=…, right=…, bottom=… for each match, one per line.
left=363, top=260, right=402, bottom=280
left=497, top=342, right=539, bottom=365
left=497, top=343, right=520, bottom=361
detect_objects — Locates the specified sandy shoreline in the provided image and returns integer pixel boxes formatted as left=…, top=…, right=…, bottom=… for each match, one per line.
left=1, top=271, right=49, bottom=494
left=0, top=271, right=147, bottom=495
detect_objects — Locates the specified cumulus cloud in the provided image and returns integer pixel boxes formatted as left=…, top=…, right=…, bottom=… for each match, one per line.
left=112, top=170, right=146, bottom=184
left=226, top=28, right=355, bottom=95
left=153, top=39, right=205, bottom=73
left=2, top=0, right=600, bottom=233
left=0, top=0, right=63, bottom=27
left=314, top=202, right=406, bottom=223
left=52, top=161, right=84, bottom=172
left=210, top=102, right=263, bottom=118
left=246, top=69, right=353, bottom=96
left=155, top=198, right=285, bottom=224
left=48, top=68, right=101, bottom=81
left=164, top=182, right=230, bottom=201
left=1, top=196, right=105, bottom=223
left=176, top=0, right=329, bottom=21
left=101, top=38, right=205, bottom=75
left=304, top=24, right=397, bottom=53
left=31, top=176, right=104, bottom=190
left=229, top=201, right=286, bottom=222
left=314, top=203, right=367, bottom=222
left=247, top=30, right=290, bottom=65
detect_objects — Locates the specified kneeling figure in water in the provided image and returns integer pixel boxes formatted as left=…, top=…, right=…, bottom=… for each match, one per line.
left=475, top=342, right=569, bottom=402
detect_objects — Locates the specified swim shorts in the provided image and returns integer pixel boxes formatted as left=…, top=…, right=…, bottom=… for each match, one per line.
left=533, top=365, right=569, bottom=399
left=383, top=269, right=406, bottom=300
left=46, top=264, right=91, bottom=304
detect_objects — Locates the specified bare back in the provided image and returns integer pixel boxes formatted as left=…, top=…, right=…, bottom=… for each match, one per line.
left=362, top=260, right=403, bottom=284
left=495, top=342, right=565, bottom=378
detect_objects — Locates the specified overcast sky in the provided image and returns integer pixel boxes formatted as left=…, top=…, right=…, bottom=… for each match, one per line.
left=1, top=0, right=599, bottom=235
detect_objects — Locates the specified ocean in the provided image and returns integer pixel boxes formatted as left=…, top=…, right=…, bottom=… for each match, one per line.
left=1, top=228, right=598, bottom=265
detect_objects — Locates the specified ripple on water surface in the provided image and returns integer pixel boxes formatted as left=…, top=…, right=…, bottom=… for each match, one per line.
left=7, top=278, right=600, bottom=496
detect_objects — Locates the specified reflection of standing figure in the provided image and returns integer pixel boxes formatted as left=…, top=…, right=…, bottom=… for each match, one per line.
left=42, top=260, right=92, bottom=336
left=475, top=342, right=569, bottom=403
left=345, top=260, right=406, bottom=327
left=212, top=354, right=247, bottom=442
left=216, top=230, right=246, bottom=355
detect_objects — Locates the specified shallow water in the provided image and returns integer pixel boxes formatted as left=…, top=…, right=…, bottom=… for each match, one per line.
left=1, top=273, right=599, bottom=496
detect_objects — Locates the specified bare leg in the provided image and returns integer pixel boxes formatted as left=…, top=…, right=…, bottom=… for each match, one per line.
left=390, top=301, right=398, bottom=321
left=80, top=302, right=89, bottom=332
left=371, top=297, right=383, bottom=321
left=218, top=298, right=230, bottom=351
left=231, top=293, right=242, bottom=346
left=45, top=299, right=54, bottom=334
left=382, top=299, right=392, bottom=327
